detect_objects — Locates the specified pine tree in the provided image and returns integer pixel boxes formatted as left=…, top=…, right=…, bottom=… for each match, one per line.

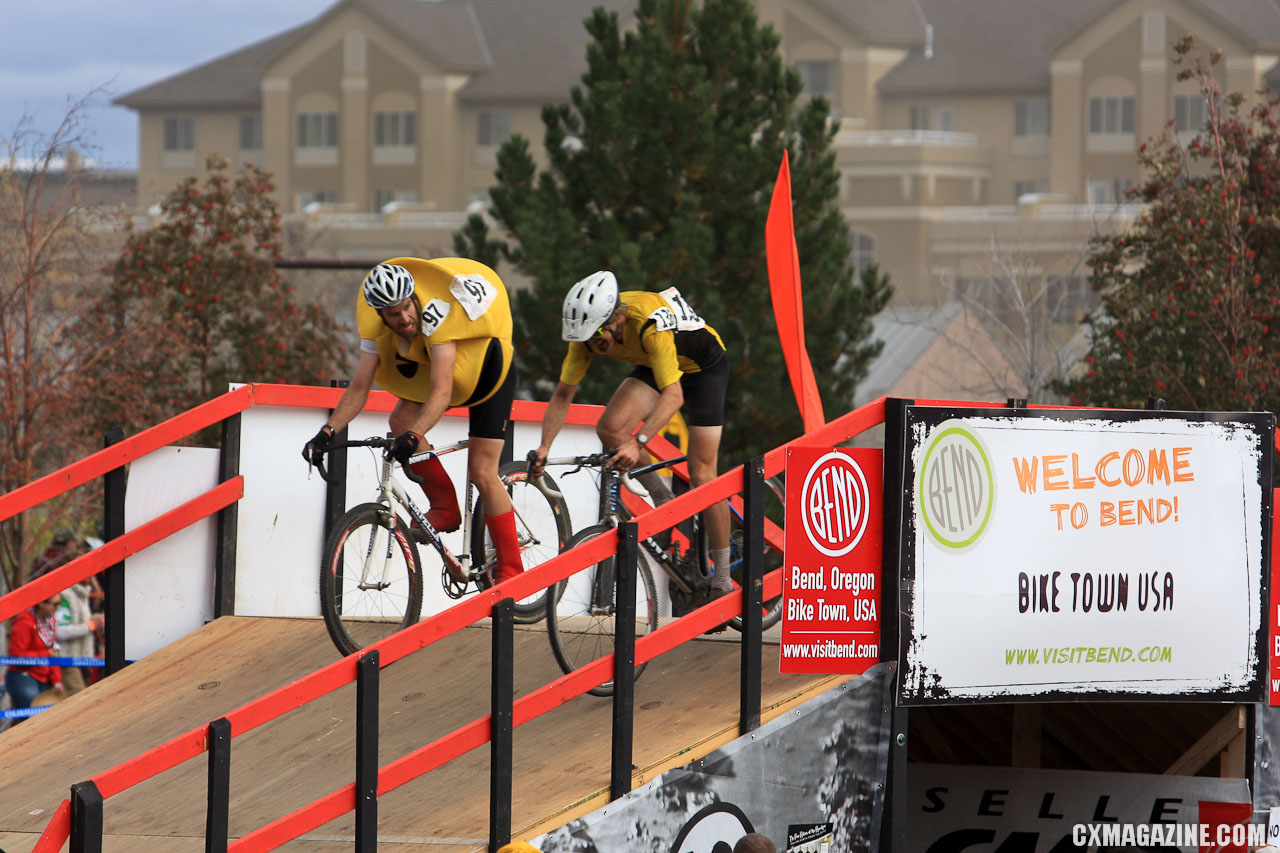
left=1059, top=39, right=1280, bottom=413
left=455, top=0, right=890, bottom=461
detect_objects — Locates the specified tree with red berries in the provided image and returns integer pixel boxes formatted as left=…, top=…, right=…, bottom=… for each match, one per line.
left=1058, top=38, right=1280, bottom=413
left=88, top=157, right=349, bottom=435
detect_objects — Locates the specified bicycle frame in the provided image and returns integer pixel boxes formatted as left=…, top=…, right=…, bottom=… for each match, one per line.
left=336, top=438, right=477, bottom=588
left=543, top=453, right=697, bottom=613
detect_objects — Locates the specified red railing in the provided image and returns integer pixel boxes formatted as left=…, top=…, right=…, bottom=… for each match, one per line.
left=13, top=389, right=1053, bottom=850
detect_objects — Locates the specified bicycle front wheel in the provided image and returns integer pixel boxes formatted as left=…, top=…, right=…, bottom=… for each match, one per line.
left=472, top=459, right=572, bottom=624
left=547, top=523, right=658, bottom=697
left=320, top=502, right=424, bottom=656
left=728, top=474, right=786, bottom=632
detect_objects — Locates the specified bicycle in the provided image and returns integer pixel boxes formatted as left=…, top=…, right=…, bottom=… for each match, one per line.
left=312, top=436, right=572, bottom=655
left=537, top=450, right=785, bottom=696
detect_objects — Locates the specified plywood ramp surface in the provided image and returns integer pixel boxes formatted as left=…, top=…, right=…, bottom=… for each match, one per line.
left=0, top=616, right=841, bottom=852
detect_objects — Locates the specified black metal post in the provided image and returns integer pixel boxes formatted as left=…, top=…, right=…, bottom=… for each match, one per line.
left=1147, top=395, right=1167, bottom=410
left=102, top=427, right=127, bottom=675
left=489, top=599, right=514, bottom=852
left=213, top=414, right=241, bottom=618
left=609, top=521, right=638, bottom=801
left=69, top=780, right=103, bottom=853
left=324, top=380, right=351, bottom=549
left=739, top=458, right=764, bottom=734
left=879, top=398, right=912, bottom=853
left=205, top=718, right=231, bottom=853
left=355, top=650, right=380, bottom=852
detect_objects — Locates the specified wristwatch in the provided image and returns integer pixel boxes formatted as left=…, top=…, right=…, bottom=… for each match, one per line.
left=636, top=433, right=650, bottom=447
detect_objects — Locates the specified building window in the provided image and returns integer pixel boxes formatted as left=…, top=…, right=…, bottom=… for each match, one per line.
left=163, top=116, right=195, bottom=151
left=1014, top=99, right=1050, bottom=136
left=240, top=115, right=262, bottom=151
left=1087, top=177, right=1135, bottom=206
left=849, top=228, right=877, bottom=276
left=1088, top=96, right=1135, bottom=134
left=299, top=189, right=338, bottom=209
left=795, top=60, right=836, bottom=97
left=1013, top=179, right=1049, bottom=202
left=477, top=112, right=511, bottom=147
left=909, top=106, right=930, bottom=131
left=374, top=111, right=416, bottom=147
left=1173, top=94, right=1207, bottom=133
left=936, top=107, right=955, bottom=132
left=374, top=188, right=417, bottom=211
left=297, top=112, right=339, bottom=148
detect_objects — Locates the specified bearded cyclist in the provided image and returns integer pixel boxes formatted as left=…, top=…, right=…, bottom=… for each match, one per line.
left=528, top=270, right=732, bottom=597
left=301, top=257, right=524, bottom=584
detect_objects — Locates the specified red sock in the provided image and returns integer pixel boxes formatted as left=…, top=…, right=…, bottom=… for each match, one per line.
left=485, top=510, right=524, bottom=584
left=408, top=456, right=461, bottom=532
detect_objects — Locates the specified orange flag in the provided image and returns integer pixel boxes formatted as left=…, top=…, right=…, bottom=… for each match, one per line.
left=765, top=151, right=826, bottom=432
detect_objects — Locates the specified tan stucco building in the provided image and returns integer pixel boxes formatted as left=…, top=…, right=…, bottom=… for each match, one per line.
left=115, top=0, right=1280, bottom=309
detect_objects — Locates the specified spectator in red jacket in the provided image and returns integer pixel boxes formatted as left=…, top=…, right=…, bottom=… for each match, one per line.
left=5, top=593, right=66, bottom=717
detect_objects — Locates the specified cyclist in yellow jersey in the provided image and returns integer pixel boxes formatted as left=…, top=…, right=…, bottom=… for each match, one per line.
left=529, top=271, right=733, bottom=597
left=302, top=257, right=524, bottom=583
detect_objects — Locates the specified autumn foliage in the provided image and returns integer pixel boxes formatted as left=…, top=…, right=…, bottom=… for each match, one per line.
left=84, top=157, right=348, bottom=434
left=1060, top=39, right=1280, bottom=412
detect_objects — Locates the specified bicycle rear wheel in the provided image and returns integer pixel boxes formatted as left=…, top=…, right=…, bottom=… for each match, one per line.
left=472, top=459, right=572, bottom=624
left=728, top=475, right=785, bottom=631
left=320, top=502, right=424, bottom=656
left=546, top=523, right=658, bottom=697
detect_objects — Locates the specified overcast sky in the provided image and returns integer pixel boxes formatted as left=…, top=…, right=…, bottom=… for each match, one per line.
left=0, top=0, right=336, bottom=170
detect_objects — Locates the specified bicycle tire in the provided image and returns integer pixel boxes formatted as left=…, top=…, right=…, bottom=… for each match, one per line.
left=320, top=502, right=424, bottom=656
left=546, top=523, right=658, bottom=697
left=472, top=459, right=573, bottom=624
left=727, top=474, right=785, bottom=631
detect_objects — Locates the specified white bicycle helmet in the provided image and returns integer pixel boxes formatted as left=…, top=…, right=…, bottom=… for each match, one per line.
left=362, top=263, right=415, bottom=309
left=562, top=270, right=619, bottom=342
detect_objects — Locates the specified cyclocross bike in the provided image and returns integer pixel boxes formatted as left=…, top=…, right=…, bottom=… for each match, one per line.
left=312, top=436, right=571, bottom=655
left=536, top=450, right=784, bottom=696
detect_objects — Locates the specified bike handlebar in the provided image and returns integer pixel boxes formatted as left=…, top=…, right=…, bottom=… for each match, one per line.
left=313, top=437, right=425, bottom=485
left=527, top=448, right=688, bottom=496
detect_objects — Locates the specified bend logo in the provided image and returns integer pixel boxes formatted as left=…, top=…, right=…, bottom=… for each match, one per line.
left=801, top=451, right=871, bottom=557
left=918, top=422, right=994, bottom=549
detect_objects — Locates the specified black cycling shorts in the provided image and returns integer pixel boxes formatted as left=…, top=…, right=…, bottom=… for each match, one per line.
left=628, top=351, right=729, bottom=427
left=467, top=339, right=516, bottom=440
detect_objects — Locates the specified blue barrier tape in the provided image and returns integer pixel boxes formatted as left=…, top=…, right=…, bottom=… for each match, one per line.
left=1, top=705, right=50, bottom=719
left=0, top=656, right=104, bottom=667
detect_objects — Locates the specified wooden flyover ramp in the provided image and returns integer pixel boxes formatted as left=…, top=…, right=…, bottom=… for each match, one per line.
left=0, top=616, right=843, bottom=852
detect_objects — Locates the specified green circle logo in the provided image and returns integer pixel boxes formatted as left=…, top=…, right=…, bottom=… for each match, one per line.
left=918, top=424, right=994, bottom=549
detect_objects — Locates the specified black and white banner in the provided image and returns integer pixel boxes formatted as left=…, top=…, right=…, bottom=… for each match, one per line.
left=533, top=663, right=894, bottom=853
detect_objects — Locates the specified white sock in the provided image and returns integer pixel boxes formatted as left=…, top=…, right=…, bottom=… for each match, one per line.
left=711, top=548, right=732, bottom=592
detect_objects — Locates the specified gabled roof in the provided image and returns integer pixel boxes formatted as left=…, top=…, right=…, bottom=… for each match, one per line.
left=114, top=27, right=305, bottom=110
left=856, top=301, right=963, bottom=404
left=880, top=0, right=1280, bottom=97
left=1046, top=0, right=1280, bottom=52
left=878, top=0, right=1110, bottom=96
left=804, top=0, right=928, bottom=47
left=458, top=0, right=634, bottom=104
left=115, top=0, right=491, bottom=111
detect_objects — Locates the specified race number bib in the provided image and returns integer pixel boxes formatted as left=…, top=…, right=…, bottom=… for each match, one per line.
left=651, top=287, right=705, bottom=332
left=449, top=273, right=498, bottom=321
left=420, top=298, right=452, bottom=337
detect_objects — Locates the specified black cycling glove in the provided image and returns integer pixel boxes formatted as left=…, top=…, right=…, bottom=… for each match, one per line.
left=391, top=431, right=422, bottom=464
left=303, top=425, right=334, bottom=465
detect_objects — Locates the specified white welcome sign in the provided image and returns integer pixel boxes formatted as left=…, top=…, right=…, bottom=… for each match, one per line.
left=898, top=407, right=1271, bottom=704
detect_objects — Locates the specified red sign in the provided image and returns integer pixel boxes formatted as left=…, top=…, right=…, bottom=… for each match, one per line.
left=780, top=446, right=883, bottom=674
left=1272, top=489, right=1279, bottom=706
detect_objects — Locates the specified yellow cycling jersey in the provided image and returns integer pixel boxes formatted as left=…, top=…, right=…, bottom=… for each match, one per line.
left=357, top=257, right=513, bottom=406
left=559, top=289, right=726, bottom=390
